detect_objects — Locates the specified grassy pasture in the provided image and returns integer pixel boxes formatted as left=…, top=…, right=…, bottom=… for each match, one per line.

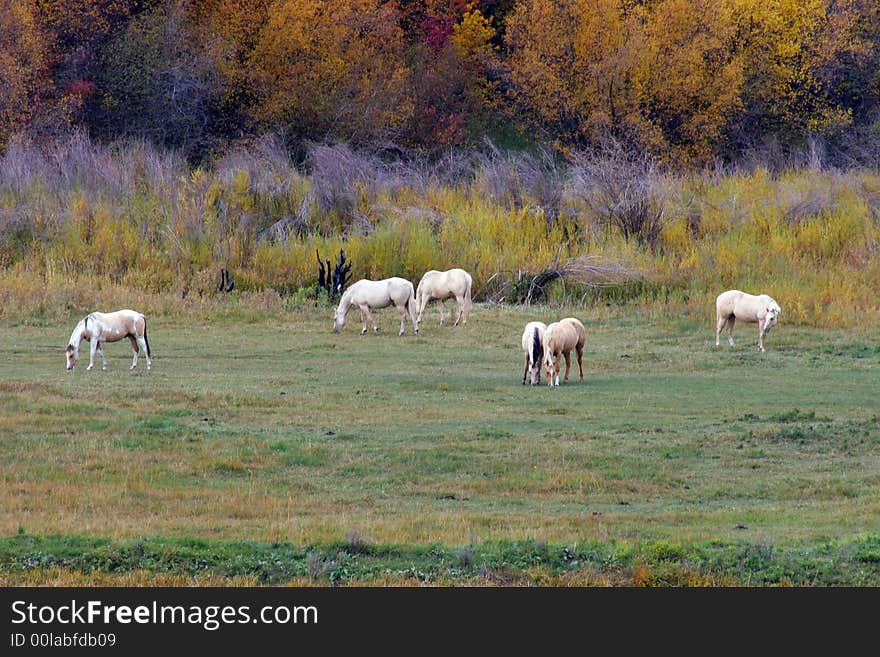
left=1, top=304, right=879, bottom=584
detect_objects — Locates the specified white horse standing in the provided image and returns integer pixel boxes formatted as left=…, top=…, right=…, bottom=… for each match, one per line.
left=415, top=268, right=473, bottom=326
left=715, top=289, right=781, bottom=353
left=521, top=321, right=547, bottom=386
left=66, top=309, right=152, bottom=371
left=333, top=277, right=419, bottom=336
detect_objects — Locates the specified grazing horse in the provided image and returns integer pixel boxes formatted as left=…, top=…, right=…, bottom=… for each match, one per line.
left=333, top=277, right=419, bottom=336
left=415, top=268, right=473, bottom=326
left=65, top=309, right=152, bottom=371
left=521, top=321, right=547, bottom=385
left=543, top=317, right=586, bottom=386
left=715, top=289, right=781, bottom=353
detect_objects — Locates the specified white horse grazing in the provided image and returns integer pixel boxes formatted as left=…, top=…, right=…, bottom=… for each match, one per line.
left=543, top=317, right=586, bottom=386
left=521, top=321, right=547, bottom=386
left=415, top=268, right=473, bottom=326
left=66, top=309, right=152, bottom=371
left=715, top=289, right=781, bottom=353
left=333, top=277, right=419, bottom=336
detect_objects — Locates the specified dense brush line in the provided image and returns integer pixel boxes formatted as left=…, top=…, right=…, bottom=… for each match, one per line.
left=0, top=132, right=878, bottom=327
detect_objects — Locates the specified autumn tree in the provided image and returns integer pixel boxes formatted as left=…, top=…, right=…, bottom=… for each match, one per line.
left=811, top=0, right=880, bottom=129
left=504, top=0, right=647, bottom=150
left=34, top=0, right=151, bottom=134
left=407, top=7, right=502, bottom=148
left=189, top=0, right=270, bottom=143
left=87, top=0, right=221, bottom=156
left=635, top=0, right=744, bottom=163
left=504, top=0, right=746, bottom=161
left=727, top=0, right=851, bottom=146
left=245, top=0, right=413, bottom=150
left=0, top=0, right=55, bottom=148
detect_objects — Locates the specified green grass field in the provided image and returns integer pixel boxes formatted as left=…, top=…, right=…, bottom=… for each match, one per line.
left=1, top=303, right=879, bottom=585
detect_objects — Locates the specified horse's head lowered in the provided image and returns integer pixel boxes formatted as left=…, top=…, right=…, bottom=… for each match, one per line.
left=763, top=299, right=781, bottom=334
left=332, top=308, right=346, bottom=333
left=65, top=344, right=78, bottom=370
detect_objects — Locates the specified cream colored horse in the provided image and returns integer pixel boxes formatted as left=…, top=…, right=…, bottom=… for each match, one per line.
left=333, top=277, right=419, bottom=336
left=521, top=321, right=547, bottom=385
left=715, top=289, right=781, bottom=353
left=66, top=309, right=152, bottom=371
left=543, top=317, right=586, bottom=386
left=415, top=268, right=473, bottom=326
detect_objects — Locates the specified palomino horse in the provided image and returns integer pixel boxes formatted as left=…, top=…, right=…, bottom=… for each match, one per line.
left=333, top=277, right=419, bottom=336
left=715, top=289, right=781, bottom=353
left=415, top=268, right=473, bottom=326
left=65, top=309, right=152, bottom=371
left=543, top=317, right=586, bottom=386
left=521, top=321, right=547, bottom=386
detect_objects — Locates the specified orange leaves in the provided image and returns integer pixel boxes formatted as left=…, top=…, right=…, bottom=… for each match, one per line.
left=0, top=0, right=55, bottom=145
left=503, top=0, right=874, bottom=163
left=1, top=0, right=878, bottom=160
left=244, top=0, right=412, bottom=145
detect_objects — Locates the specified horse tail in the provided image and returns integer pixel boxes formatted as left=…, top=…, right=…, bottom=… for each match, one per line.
left=531, top=326, right=542, bottom=367
left=142, top=316, right=152, bottom=358
left=406, top=283, right=419, bottom=331
left=406, top=282, right=415, bottom=312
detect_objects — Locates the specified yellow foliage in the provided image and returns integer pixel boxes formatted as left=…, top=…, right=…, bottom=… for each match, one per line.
left=245, top=0, right=412, bottom=143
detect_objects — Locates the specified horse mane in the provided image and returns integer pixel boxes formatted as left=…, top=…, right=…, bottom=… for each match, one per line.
left=531, top=326, right=542, bottom=366
left=336, top=282, right=357, bottom=316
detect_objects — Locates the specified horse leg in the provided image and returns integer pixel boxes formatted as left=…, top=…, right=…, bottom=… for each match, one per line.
left=715, top=313, right=726, bottom=347
left=87, top=339, right=98, bottom=371
left=408, top=299, right=419, bottom=335
left=415, top=294, right=426, bottom=324
left=758, top=324, right=766, bottom=353
left=397, top=303, right=407, bottom=336
left=522, top=353, right=529, bottom=385
left=563, top=351, right=571, bottom=383
left=453, top=296, right=463, bottom=326
left=359, top=305, right=377, bottom=334
left=576, top=344, right=584, bottom=382
left=128, top=335, right=140, bottom=370
left=726, top=317, right=736, bottom=347
left=137, top=335, right=152, bottom=370
left=97, top=343, right=107, bottom=370
left=438, top=300, right=445, bottom=326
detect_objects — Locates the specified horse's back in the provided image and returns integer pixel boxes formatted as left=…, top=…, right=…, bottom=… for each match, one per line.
left=558, top=317, right=586, bottom=347
left=385, top=277, right=415, bottom=304
left=419, top=268, right=470, bottom=293
left=387, top=276, right=414, bottom=292
left=716, top=290, right=743, bottom=315
left=522, top=321, right=547, bottom=351
left=93, top=309, right=144, bottom=325
left=417, top=270, right=441, bottom=286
